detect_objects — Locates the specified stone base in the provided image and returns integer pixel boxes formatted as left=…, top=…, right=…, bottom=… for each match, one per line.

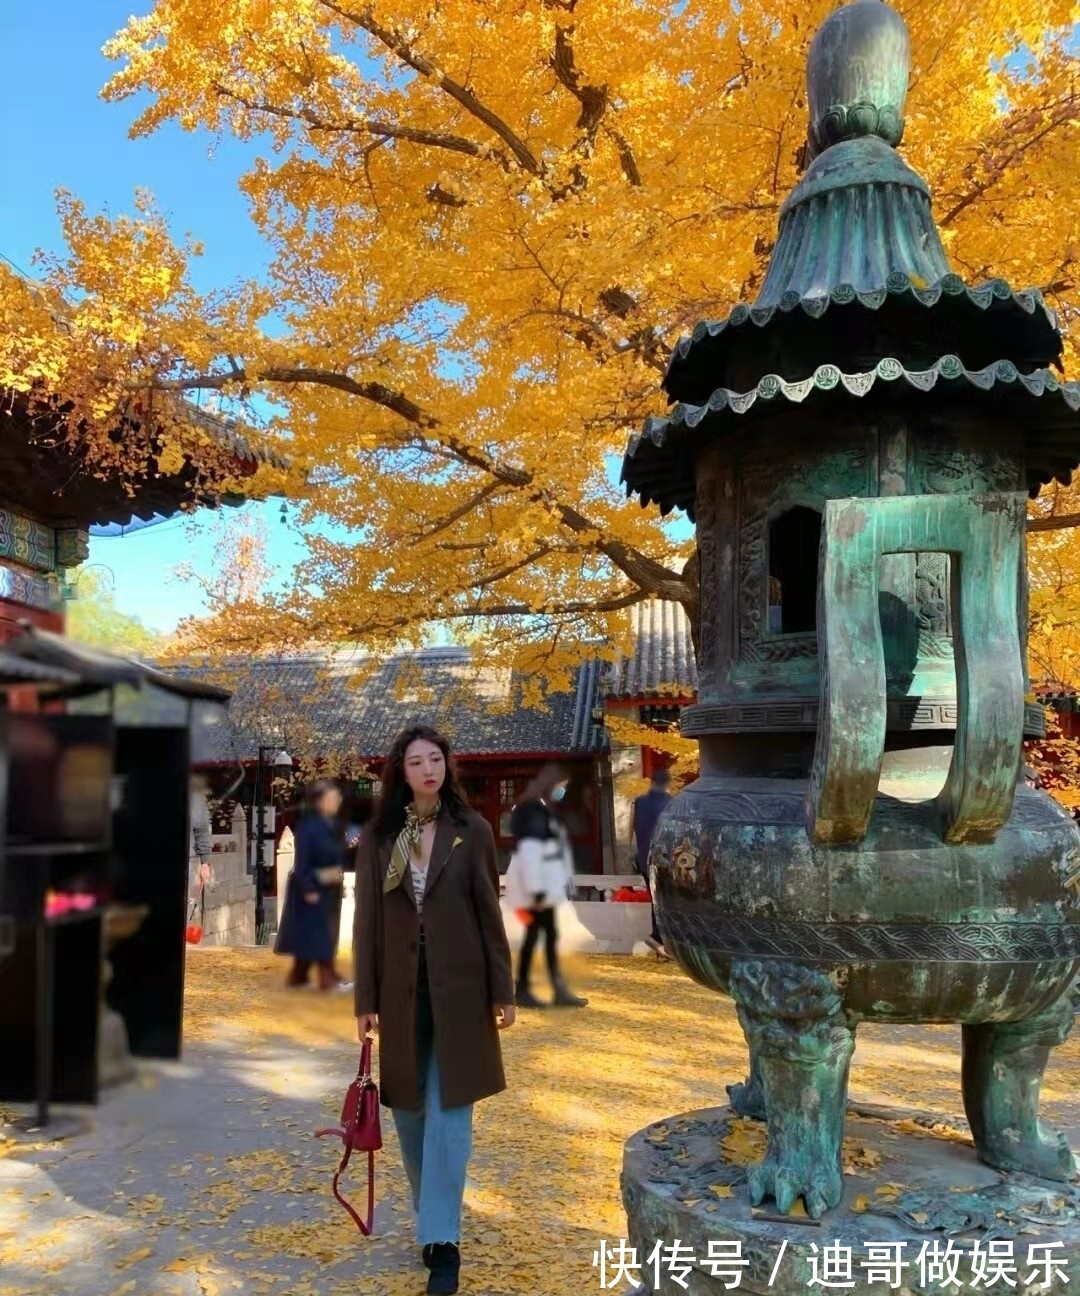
left=621, top=1106, right=1080, bottom=1294
left=99, top=1005, right=136, bottom=1089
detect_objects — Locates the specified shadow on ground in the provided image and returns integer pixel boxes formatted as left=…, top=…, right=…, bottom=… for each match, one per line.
left=2, top=948, right=1079, bottom=1295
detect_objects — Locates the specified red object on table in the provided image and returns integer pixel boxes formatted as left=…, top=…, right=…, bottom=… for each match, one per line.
left=611, top=886, right=651, bottom=902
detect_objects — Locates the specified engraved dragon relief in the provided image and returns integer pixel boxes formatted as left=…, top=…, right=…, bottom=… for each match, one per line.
left=913, top=439, right=1023, bottom=658
left=695, top=451, right=720, bottom=677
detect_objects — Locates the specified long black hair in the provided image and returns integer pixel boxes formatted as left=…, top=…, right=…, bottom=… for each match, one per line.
left=371, top=725, right=469, bottom=841
left=304, top=778, right=341, bottom=814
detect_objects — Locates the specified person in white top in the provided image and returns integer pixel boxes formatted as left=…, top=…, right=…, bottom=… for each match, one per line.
left=504, top=764, right=587, bottom=1009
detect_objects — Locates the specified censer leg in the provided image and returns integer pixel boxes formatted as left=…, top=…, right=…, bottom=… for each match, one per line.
left=730, top=960, right=855, bottom=1220
left=961, top=982, right=1078, bottom=1183
left=726, top=1032, right=766, bottom=1121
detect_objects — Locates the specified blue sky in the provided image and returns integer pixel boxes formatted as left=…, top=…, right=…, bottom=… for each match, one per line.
left=2, top=1, right=689, bottom=634
left=0, top=1, right=305, bottom=631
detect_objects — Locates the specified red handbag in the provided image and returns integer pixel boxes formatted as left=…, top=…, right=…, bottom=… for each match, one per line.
left=315, top=1038, right=382, bottom=1235
left=185, top=885, right=205, bottom=945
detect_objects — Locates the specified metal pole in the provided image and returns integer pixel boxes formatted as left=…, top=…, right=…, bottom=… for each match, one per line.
left=35, top=918, right=53, bottom=1128
left=254, top=747, right=266, bottom=943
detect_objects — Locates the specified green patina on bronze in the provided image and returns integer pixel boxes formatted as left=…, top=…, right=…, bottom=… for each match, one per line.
left=619, top=0, right=1080, bottom=1239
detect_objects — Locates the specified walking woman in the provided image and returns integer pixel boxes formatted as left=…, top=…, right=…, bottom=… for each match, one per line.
left=275, top=779, right=350, bottom=992
left=354, top=725, right=515, bottom=1296
left=505, top=764, right=588, bottom=1009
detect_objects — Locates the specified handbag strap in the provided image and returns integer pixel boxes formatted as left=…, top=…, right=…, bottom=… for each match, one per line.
left=314, top=1128, right=375, bottom=1234
left=189, top=879, right=207, bottom=925
left=313, top=1041, right=377, bottom=1235
left=330, top=1143, right=375, bottom=1235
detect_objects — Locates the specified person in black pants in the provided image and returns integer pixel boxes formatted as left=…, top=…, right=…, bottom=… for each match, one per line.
left=631, top=768, right=672, bottom=960
left=508, top=765, right=588, bottom=1009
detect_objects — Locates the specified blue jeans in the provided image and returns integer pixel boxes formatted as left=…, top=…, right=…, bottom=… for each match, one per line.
left=391, top=955, right=474, bottom=1245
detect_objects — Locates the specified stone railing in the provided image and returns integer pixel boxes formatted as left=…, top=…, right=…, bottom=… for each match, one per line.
left=501, top=873, right=654, bottom=955
left=199, top=805, right=256, bottom=947
left=295, top=855, right=654, bottom=960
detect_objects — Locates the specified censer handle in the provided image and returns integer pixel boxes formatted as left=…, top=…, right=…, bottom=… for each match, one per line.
left=807, top=492, right=1028, bottom=847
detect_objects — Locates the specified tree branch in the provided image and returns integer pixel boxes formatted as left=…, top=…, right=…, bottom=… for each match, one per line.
left=446, top=588, right=647, bottom=619
left=1028, top=512, right=1080, bottom=533
left=939, top=91, right=1080, bottom=227
left=404, top=481, right=503, bottom=543
left=604, top=126, right=642, bottom=186
left=551, top=25, right=608, bottom=146
left=151, top=364, right=689, bottom=602
left=152, top=366, right=436, bottom=428
left=467, top=548, right=555, bottom=592
left=322, top=1, right=542, bottom=175
left=213, top=82, right=511, bottom=166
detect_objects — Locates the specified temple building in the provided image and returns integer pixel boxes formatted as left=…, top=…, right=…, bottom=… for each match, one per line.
left=0, top=387, right=283, bottom=648
left=186, top=646, right=610, bottom=880
left=602, top=598, right=697, bottom=864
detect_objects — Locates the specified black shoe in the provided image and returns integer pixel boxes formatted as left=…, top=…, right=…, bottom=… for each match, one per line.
left=426, top=1242, right=460, bottom=1295
left=422, top=1244, right=434, bottom=1269
left=552, top=977, right=588, bottom=1007
left=515, top=985, right=546, bottom=1008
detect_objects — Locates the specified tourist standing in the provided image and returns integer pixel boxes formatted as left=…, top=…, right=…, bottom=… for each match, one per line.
left=631, top=768, right=672, bottom=959
left=505, top=764, right=588, bottom=1009
left=189, top=772, right=213, bottom=896
left=275, top=779, right=350, bottom=992
left=354, top=725, right=515, bottom=1296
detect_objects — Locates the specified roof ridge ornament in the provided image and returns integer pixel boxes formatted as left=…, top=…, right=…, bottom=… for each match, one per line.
left=805, top=0, right=910, bottom=161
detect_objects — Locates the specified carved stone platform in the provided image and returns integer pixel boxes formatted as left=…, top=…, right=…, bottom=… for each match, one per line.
left=621, top=1106, right=1080, bottom=1294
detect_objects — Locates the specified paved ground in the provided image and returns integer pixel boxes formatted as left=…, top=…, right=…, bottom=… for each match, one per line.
left=2, top=948, right=1080, bottom=1296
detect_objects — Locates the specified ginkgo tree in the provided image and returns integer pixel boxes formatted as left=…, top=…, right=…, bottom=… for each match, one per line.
left=3, top=0, right=1080, bottom=683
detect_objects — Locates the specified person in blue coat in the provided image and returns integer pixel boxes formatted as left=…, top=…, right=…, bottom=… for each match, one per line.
left=275, top=779, right=351, bottom=992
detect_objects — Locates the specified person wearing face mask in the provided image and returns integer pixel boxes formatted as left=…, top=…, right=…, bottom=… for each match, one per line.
left=505, top=764, right=588, bottom=1009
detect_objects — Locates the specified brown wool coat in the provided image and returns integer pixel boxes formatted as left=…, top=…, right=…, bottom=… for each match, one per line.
left=353, top=808, right=515, bottom=1111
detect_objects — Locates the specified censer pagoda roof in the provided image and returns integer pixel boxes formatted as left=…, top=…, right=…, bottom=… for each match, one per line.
left=621, top=0, right=1080, bottom=518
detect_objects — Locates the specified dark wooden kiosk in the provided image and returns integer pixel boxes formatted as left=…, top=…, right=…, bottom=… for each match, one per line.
left=0, top=380, right=271, bottom=1134
left=0, top=627, right=231, bottom=1132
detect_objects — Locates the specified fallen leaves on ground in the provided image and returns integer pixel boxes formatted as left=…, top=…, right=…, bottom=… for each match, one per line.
left=2, top=946, right=1080, bottom=1294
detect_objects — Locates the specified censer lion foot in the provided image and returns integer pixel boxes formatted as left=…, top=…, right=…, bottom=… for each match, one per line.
left=962, top=984, right=1079, bottom=1183
left=747, top=1150, right=843, bottom=1220
left=730, top=960, right=855, bottom=1220
left=727, top=1050, right=766, bottom=1120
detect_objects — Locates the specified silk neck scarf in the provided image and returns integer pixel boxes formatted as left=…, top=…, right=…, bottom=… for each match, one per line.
left=384, top=800, right=442, bottom=894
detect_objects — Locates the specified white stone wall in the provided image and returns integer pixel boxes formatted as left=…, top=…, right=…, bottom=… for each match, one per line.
left=199, top=805, right=256, bottom=946
left=502, top=897, right=652, bottom=955
left=339, top=871, right=356, bottom=958
left=276, top=827, right=294, bottom=931
left=609, top=726, right=644, bottom=871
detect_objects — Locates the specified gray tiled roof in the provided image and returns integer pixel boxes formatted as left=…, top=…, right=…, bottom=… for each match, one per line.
left=606, top=599, right=698, bottom=701
left=176, top=647, right=606, bottom=764
left=183, top=401, right=288, bottom=471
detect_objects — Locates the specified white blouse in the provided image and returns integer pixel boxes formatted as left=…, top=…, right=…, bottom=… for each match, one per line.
left=410, top=860, right=428, bottom=916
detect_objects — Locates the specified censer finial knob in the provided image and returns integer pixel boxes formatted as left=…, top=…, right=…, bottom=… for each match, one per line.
left=806, top=0, right=910, bottom=161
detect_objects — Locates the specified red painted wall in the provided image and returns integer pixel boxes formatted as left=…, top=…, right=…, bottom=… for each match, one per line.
left=0, top=601, right=65, bottom=713
left=0, top=600, right=63, bottom=642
